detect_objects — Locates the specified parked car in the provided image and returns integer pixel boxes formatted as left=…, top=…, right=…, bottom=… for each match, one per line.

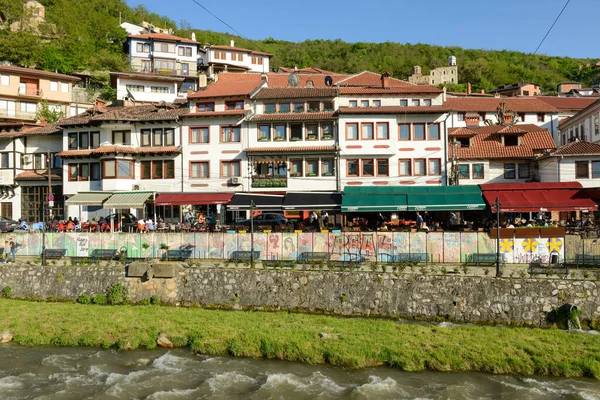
left=103, top=213, right=138, bottom=231
left=0, top=216, right=18, bottom=232
left=238, top=213, right=288, bottom=227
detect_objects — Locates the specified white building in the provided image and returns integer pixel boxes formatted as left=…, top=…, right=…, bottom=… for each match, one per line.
left=202, top=40, right=272, bottom=78
left=537, top=141, right=600, bottom=187
left=557, top=99, right=600, bottom=145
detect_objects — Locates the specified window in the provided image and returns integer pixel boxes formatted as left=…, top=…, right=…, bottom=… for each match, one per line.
left=191, top=161, right=209, bottom=178
left=361, top=123, right=374, bottom=140
left=50, top=81, right=58, bottom=91
left=214, top=51, right=226, bottom=60
left=504, top=163, right=516, bottom=179
left=293, top=103, right=304, bottom=112
left=322, top=123, right=333, bottom=139
left=0, top=153, right=8, bottom=169
left=112, top=130, right=131, bottom=145
left=429, top=159, right=441, bottom=175
left=155, top=42, right=175, bottom=53
left=126, top=84, right=144, bottom=92
left=258, top=125, right=271, bottom=141
left=221, top=126, right=240, bottom=142
left=361, top=100, right=369, bottom=107
left=275, top=124, right=286, bottom=140
left=154, top=58, right=175, bottom=70
left=518, top=163, right=530, bottom=179
left=68, top=133, right=78, bottom=149
left=456, top=137, right=470, bottom=148
left=33, top=154, right=43, bottom=169
left=290, top=123, right=303, bottom=141
left=458, top=164, right=470, bottom=179
left=221, top=161, right=241, bottom=177
left=349, top=100, right=358, bottom=108
left=60, top=82, right=69, bottom=93
left=376, top=123, right=389, bottom=139
left=413, top=124, right=425, bottom=140
left=576, top=161, right=589, bottom=179
left=423, top=99, right=432, bottom=106
left=322, top=159, right=334, bottom=176
left=347, top=123, right=358, bottom=140
left=0, top=75, right=9, bottom=86
left=347, top=159, right=359, bottom=176
left=428, top=123, right=440, bottom=140
left=178, top=46, right=192, bottom=57
left=141, top=129, right=151, bottom=146
left=290, top=160, right=303, bottom=176
left=592, top=161, right=600, bottom=178
left=79, top=132, right=89, bottom=149
left=373, top=100, right=381, bottom=107
left=457, top=113, right=465, bottom=121
left=225, top=100, right=244, bottom=110
left=196, top=103, right=215, bottom=112
left=362, top=159, right=374, bottom=176
left=377, top=159, right=389, bottom=176
left=103, top=159, right=133, bottom=179
left=306, top=159, right=319, bottom=176
left=69, top=163, right=100, bottom=182
left=324, top=102, right=334, bottom=111
left=412, top=99, right=420, bottom=106
left=68, top=131, right=99, bottom=150
left=537, top=113, right=545, bottom=122
left=146, top=160, right=175, bottom=179
left=265, top=103, right=276, bottom=113
left=399, top=124, right=410, bottom=140
left=399, top=159, right=411, bottom=176
left=308, top=101, right=320, bottom=112
left=91, top=132, right=99, bottom=148
left=20, top=102, right=36, bottom=113
left=400, top=99, right=408, bottom=107
left=472, top=164, right=484, bottom=179
left=518, top=113, right=526, bottom=122
left=141, top=161, right=151, bottom=180
left=279, top=103, right=290, bottom=113
left=251, top=56, right=263, bottom=65
left=136, top=43, right=150, bottom=53
left=190, top=127, right=209, bottom=143
left=151, top=86, right=169, bottom=93
left=595, top=117, right=599, bottom=135
left=414, top=159, right=426, bottom=175
left=306, top=124, right=318, bottom=140
left=504, top=135, right=519, bottom=146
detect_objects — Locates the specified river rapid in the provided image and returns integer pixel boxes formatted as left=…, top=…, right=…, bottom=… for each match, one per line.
left=0, top=344, right=599, bottom=400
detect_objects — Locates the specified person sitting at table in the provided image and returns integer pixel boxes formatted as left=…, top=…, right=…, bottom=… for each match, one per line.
left=146, top=218, right=154, bottom=231
left=66, top=219, right=74, bottom=232
left=137, top=218, right=147, bottom=232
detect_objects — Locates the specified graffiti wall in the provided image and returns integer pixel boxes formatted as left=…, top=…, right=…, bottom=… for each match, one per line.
left=0, top=232, right=587, bottom=264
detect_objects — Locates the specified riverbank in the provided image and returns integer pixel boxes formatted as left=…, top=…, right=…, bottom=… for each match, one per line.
left=1, top=299, right=599, bottom=379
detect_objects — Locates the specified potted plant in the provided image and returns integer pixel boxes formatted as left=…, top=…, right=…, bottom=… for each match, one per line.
left=259, top=136, right=269, bottom=141
left=322, top=134, right=332, bottom=140
left=275, top=136, right=285, bottom=141
left=142, top=242, right=150, bottom=261
left=307, top=135, right=317, bottom=140
left=160, top=243, right=169, bottom=261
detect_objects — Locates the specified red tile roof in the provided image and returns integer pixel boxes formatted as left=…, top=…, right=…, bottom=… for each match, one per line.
left=215, top=72, right=350, bottom=88
left=18, top=123, right=63, bottom=137
left=182, top=110, right=247, bottom=118
left=338, top=86, right=443, bottom=95
left=338, top=106, right=448, bottom=114
left=128, top=33, right=198, bottom=44
left=558, top=117, right=570, bottom=126
left=251, top=112, right=336, bottom=122
left=546, top=141, right=600, bottom=156
left=445, top=98, right=559, bottom=113
left=58, top=146, right=181, bottom=158
left=188, top=81, right=263, bottom=99
left=15, top=170, right=61, bottom=181
left=253, top=88, right=337, bottom=99
left=58, top=104, right=186, bottom=126
left=207, top=44, right=273, bottom=57
left=536, top=96, right=598, bottom=111
left=497, top=125, right=527, bottom=134
left=336, top=71, right=411, bottom=87
left=246, top=145, right=336, bottom=153
left=448, top=124, right=556, bottom=159
left=278, top=67, right=340, bottom=75
left=449, top=127, right=478, bottom=137
left=0, top=65, right=79, bottom=82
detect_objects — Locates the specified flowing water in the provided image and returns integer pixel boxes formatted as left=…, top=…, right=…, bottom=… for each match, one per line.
left=0, top=344, right=599, bottom=400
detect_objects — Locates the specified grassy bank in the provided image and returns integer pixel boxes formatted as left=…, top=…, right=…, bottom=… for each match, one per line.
left=1, top=298, right=599, bottom=379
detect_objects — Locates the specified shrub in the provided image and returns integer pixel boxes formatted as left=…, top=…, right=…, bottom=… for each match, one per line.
left=1, top=286, right=12, bottom=298
left=107, top=283, right=127, bottom=305
left=150, top=295, right=160, bottom=305
left=92, top=294, right=107, bottom=305
left=140, top=297, right=151, bottom=306
left=77, top=294, right=90, bottom=304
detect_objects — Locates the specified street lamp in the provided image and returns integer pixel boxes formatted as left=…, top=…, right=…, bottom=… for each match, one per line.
left=250, top=200, right=255, bottom=266
left=494, top=197, right=501, bottom=277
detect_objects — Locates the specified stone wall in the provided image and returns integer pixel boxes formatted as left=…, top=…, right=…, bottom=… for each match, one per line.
left=1, top=264, right=598, bottom=326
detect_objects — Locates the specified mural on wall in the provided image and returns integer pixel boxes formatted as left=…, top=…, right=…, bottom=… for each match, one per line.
left=2, top=232, right=584, bottom=264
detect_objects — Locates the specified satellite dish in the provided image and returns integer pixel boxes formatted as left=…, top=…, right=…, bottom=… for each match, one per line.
left=324, top=76, right=333, bottom=87
left=288, top=73, right=299, bottom=87
left=125, top=88, right=136, bottom=104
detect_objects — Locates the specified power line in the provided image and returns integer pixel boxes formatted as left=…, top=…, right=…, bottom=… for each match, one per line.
left=533, top=0, right=571, bottom=55
left=189, top=0, right=267, bottom=53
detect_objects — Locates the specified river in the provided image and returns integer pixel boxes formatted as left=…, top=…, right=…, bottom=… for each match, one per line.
left=0, top=344, right=599, bottom=399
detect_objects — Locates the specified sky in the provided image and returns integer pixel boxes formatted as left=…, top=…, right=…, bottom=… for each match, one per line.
left=124, top=0, right=597, bottom=59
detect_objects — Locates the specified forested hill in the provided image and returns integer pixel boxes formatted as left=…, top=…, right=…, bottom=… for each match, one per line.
left=0, top=0, right=598, bottom=93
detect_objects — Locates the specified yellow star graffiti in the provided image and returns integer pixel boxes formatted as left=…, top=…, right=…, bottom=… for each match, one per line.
left=521, top=238, right=539, bottom=253
left=499, top=239, right=514, bottom=253
left=546, top=237, right=563, bottom=253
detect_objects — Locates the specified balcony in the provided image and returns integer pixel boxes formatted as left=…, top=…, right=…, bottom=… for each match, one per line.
left=251, top=176, right=287, bottom=188
left=18, top=87, right=43, bottom=98
left=131, top=65, right=193, bottom=77
left=0, top=108, right=36, bottom=121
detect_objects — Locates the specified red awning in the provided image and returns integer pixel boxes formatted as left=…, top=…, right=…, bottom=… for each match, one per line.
left=480, top=182, right=598, bottom=212
left=154, top=193, right=234, bottom=206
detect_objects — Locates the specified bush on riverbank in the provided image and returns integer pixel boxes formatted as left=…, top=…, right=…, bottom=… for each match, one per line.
left=0, top=298, right=598, bottom=379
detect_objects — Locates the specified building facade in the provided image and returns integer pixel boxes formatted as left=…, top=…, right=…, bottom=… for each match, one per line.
left=558, top=99, right=600, bottom=145
left=408, top=56, right=458, bottom=86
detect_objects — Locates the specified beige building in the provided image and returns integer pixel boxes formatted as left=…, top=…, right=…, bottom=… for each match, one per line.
left=489, top=82, right=541, bottom=97
left=0, top=65, right=81, bottom=122
left=408, top=56, right=458, bottom=86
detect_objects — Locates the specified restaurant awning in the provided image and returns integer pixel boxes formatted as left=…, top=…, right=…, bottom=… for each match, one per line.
left=282, top=192, right=342, bottom=210
left=228, top=193, right=284, bottom=211
left=103, top=191, right=154, bottom=209
left=65, top=192, right=113, bottom=206
left=154, top=193, right=234, bottom=206
left=480, top=182, right=598, bottom=212
left=342, top=186, right=486, bottom=212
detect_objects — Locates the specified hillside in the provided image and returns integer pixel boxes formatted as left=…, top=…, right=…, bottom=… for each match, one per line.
left=0, top=0, right=598, bottom=93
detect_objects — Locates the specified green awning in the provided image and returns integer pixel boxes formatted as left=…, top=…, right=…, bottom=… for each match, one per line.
left=65, top=192, right=113, bottom=206
left=103, top=191, right=154, bottom=209
left=342, top=186, right=485, bottom=212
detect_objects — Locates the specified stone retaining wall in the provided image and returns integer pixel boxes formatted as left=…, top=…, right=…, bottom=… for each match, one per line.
left=1, top=264, right=598, bottom=326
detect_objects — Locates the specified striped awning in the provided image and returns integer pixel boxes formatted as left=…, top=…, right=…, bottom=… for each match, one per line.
left=65, top=192, right=113, bottom=206
left=104, top=191, right=154, bottom=209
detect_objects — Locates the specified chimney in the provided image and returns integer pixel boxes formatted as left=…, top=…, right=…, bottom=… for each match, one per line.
left=230, top=39, right=234, bottom=47
left=261, top=73, right=268, bottom=82
left=467, top=82, right=472, bottom=95
left=480, top=89, right=485, bottom=94
left=464, top=113, right=480, bottom=128
left=503, top=113, right=513, bottom=125
left=198, top=73, right=207, bottom=88
left=191, top=32, right=196, bottom=41
left=381, top=71, right=391, bottom=89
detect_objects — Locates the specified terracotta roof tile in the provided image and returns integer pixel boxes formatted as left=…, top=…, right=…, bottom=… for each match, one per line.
left=0, top=65, right=79, bottom=82
left=448, top=124, right=556, bottom=159
left=278, top=67, right=340, bottom=75
left=215, top=72, right=350, bottom=88
left=137, top=146, right=181, bottom=154
left=182, top=110, right=247, bottom=118
left=558, top=117, right=570, bottom=126
left=188, top=81, right=263, bottom=99
left=58, top=146, right=181, bottom=158
left=56, top=149, right=92, bottom=157
left=548, top=141, right=600, bottom=156
left=246, top=145, right=336, bottom=153
left=445, top=98, right=558, bottom=113
left=497, top=125, right=527, bottom=134
left=251, top=112, right=336, bottom=122
left=17, top=123, right=62, bottom=137
left=338, top=106, right=448, bottom=114
left=449, top=127, right=478, bottom=137
left=15, top=170, right=61, bottom=181
left=128, top=33, right=198, bottom=44
left=338, top=86, right=442, bottom=95
left=336, top=71, right=411, bottom=87
left=537, top=96, right=598, bottom=111
left=253, top=88, right=337, bottom=100
left=58, top=104, right=186, bottom=126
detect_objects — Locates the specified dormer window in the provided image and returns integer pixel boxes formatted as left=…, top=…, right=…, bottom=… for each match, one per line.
left=456, top=137, right=470, bottom=148
left=503, top=135, right=519, bottom=146
left=349, top=100, right=357, bottom=108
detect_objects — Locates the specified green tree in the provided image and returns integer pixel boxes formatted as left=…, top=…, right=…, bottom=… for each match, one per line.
left=35, top=100, right=63, bottom=123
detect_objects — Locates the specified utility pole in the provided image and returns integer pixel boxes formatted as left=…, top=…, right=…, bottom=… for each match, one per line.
left=250, top=200, right=255, bottom=266
left=42, top=150, right=52, bottom=266
left=494, top=197, right=501, bottom=277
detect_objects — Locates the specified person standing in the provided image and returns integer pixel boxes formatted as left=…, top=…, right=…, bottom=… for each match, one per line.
left=3, top=240, right=10, bottom=263
left=416, top=212, right=424, bottom=228
left=9, top=237, right=15, bottom=263
left=449, top=211, right=458, bottom=226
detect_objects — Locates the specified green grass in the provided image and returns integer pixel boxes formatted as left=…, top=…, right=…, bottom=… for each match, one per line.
left=1, top=298, right=599, bottom=379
